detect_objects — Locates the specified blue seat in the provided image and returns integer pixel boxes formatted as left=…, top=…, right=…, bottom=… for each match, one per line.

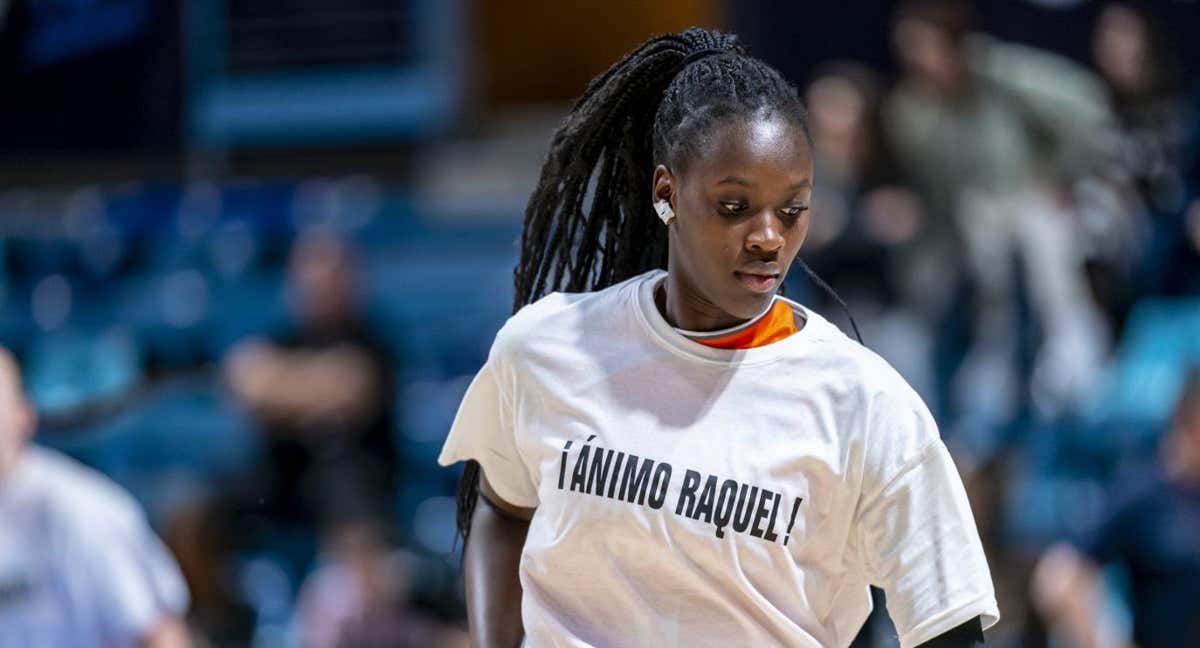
left=1086, top=297, right=1200, bottom=425
left=40, top=379, right=263, bottom=514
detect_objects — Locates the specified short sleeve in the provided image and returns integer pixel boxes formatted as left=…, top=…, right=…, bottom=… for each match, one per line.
left=437, top=352, right=539, bottom=508
left=854, top=388, right=999, bottom=648
left=87, top=501, right=190, bottom=642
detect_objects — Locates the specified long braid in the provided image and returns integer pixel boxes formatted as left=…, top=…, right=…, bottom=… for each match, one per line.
left=456, top=27, right=855, bottom=546
left=514, top=30, right=740, bottom=308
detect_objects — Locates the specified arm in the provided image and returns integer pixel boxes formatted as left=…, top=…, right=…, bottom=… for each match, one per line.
left=224, top=340, right=383, bottom=429
left=916, top=617, right=985, bottom=647
left=141, top=616, right=191, bottom=648
left=1031, top=543, right=1127, bottom=648
left=464, top=473, right=535, bottom=648
left=82, top=491, right=191, bottom=648
left=968, top=33, right=1118, bottom=180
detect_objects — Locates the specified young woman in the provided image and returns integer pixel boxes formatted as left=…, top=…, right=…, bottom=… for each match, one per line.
left=438, top=28, right=998, bottom=647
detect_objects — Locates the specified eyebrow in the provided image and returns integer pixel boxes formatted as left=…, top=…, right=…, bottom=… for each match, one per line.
left=715, top=176, right=812, bottom=190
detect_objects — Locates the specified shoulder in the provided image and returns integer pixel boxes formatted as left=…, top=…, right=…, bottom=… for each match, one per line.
left=793, top=305, right=921, bottom=406
left=883, top=81, right=938, bottom=130
left=491, top=271, right=650, bottom=360
left=793, top=308, right=940, bottom=469
left=968, top=33, right=1109, bottom=108
left=23, top=447, right=148, bottom=538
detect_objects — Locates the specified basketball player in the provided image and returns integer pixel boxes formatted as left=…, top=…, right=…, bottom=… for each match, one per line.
left=439, top=28, right=997, bottom=647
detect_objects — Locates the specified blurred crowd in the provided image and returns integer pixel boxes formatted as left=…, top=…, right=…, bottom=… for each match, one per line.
left=1, top=1, right=1198, bottom=647
left=1, top=215, right=480, bottom=646
left=796, top=2, right=1200, bottom=646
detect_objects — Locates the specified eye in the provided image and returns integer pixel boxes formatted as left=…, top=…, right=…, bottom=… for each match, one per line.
left=719, top=201, right=748, bottom=215
left=780, top=205, right=809, bottom=219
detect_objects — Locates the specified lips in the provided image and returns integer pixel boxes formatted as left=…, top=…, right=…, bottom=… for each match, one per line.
left=734, top=271, right=780, bottom=293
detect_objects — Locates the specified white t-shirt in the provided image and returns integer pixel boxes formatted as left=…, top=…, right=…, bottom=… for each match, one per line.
left=439, top=269, right=998, bottom=648
left=0, top=446, right=190, bottom=647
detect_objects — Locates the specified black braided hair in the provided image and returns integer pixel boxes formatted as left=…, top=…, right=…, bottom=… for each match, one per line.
left=456, top=27, right=852, bottom=546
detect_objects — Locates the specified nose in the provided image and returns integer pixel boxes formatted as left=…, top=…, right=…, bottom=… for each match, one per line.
left=744, top=210, right=785, bottom=255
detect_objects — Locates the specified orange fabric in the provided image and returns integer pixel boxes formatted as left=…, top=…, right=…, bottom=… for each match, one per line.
left=694, top=300, right=799, bottom=349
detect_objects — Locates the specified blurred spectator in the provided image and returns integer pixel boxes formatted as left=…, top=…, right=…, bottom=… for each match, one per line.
left=1094, top=2, right=1187, bottom=206
left=222, top=230, right=398, bottom=532
left=1087, top=2, right=1200, bottom=314
left=802, top=62, right=935, bottom=401
left=293, top=519, right=464, bottom=648
left=885, top=0, right=1115, bottom=428
left=804, top=61, right=925, bottom=293
left=0, top=347, right=191, bottom=647
left=1031, top=368, right=1200, bottom=648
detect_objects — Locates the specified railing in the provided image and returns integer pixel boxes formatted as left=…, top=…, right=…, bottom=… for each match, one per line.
left=183, top=0, right=464, bottom=152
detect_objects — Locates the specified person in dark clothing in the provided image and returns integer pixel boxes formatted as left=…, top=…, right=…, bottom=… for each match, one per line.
left=1089, top=2, right=1198, bottom=327
left=1032, top=368, right=1200, bottom=648
left=223, top=231, right=397, bottom=531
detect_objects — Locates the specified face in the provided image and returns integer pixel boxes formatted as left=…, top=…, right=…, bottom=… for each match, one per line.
left=893, top=18, right=966, bottom=93
left=1093, top=4, right=1149, bottom=94
left=807, top=75, right=868, bottom=167
left=1165, top=389, right=1200, bottom=480
left=288, top=234, right=355, bottom=327
left=0, top=350, right=34, bottom=478
left=1174, top=393, right=1200, bottom=446
left=654, top=112, right=814, bottom=330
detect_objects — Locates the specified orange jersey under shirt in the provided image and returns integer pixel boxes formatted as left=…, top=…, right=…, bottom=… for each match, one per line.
left=691, top=299, right=799, bottom=349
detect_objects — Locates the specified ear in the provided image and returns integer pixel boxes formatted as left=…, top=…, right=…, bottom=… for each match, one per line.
left=652, top=164, right=675, bottom=207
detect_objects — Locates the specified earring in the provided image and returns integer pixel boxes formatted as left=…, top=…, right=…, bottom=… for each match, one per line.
left=654, top=200, right=675, bottom=225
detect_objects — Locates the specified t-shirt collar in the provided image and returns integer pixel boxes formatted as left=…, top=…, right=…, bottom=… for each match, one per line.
left=632, top=269, right=822, bottom=366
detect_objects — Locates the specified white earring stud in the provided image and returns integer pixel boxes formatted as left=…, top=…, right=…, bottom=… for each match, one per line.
left=654, top=200, right=675, bottom=225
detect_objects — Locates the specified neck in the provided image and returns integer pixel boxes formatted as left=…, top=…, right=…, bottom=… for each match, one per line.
left=672, top=298, right=775, bottom=338
left=658, top=273, right=747, bottom=333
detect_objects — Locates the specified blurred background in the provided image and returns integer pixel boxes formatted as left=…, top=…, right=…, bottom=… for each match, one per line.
left=1, top=0, right=1198, bottom=646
